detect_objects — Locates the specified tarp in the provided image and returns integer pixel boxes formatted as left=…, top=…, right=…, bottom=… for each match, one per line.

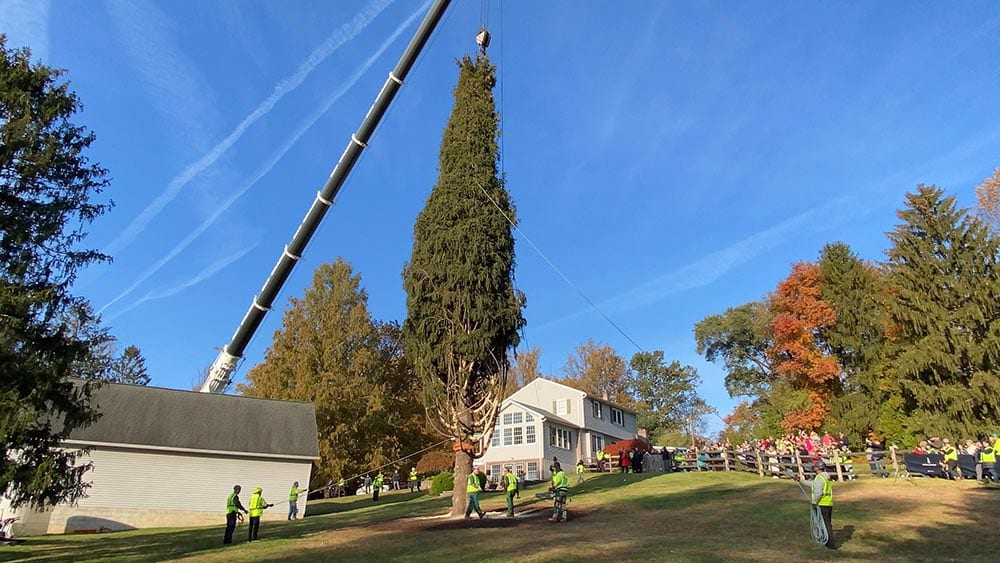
left=603, top=438, right=653, bottom=456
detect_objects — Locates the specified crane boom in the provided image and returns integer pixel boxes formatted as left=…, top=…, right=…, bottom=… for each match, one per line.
left=199, top=0, right=452, bottom=393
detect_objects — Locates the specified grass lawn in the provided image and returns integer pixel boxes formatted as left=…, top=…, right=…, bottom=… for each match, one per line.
left=1, top=471, right=997, bottom=562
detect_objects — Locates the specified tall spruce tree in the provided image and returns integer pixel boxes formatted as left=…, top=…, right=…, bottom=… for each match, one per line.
left=1, top=37, right=111, bottom=508
left=884, top=185, right=1000, bottom=438
left=818, top=243, right=891, bottom=440
left=403, top=52, right=525, bottom=517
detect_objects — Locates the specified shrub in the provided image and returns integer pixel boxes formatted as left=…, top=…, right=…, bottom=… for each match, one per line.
left=430, top=471, right=454, bottom=495
left=416, top=449, right=454, bottom=475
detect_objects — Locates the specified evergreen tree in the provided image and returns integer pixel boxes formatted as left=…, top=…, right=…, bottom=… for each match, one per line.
left=817, top=243, right=891, bottom=440
left=1, top=37, right=111, bottom=508
left=402, top=52, right=525, bottom=517
left=241, top=259, right=432, bottom=488
left=884, top=185, right=1000, bottom=438
left=107, top=345, right=150, bottom=386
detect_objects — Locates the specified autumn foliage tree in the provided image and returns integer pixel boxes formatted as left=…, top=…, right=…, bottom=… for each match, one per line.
left=562, top=340, right=631, bottom=406
left=975, top=167, right=1000, bottom=231
left=240, top=259, right=432, bottom=488
left=768, top=262, right=841, bottom=431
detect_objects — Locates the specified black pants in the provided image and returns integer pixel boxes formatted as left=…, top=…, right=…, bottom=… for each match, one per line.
left=373, top=488, right=380, bottom=501
left=248, top=516, right=260, bottom=541
left=820, top=505, right=834, bottom=548
left=223, top=512, right=238, bottom=544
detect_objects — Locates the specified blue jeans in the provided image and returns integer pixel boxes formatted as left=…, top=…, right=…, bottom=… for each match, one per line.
left=288, top=500, right=298, bottom=520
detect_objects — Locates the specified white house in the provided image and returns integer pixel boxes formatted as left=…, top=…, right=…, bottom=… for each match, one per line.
left=1, top=382, right=319, bottom=536
left=478, top=378, right=638, bottom=483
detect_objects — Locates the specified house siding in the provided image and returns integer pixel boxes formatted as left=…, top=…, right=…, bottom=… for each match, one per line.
left=11, top=446, right=311, bottom=535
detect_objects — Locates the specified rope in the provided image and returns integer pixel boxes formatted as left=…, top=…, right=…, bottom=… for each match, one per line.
left=474, top=180, right=645, bottom=353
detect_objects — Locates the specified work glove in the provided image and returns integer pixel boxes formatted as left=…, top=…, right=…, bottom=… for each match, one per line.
left=267, top=504, right=274, bottom=508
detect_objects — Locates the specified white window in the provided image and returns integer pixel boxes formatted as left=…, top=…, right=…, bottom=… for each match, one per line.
left=611, top=407, right=624, bottom=426
left=491, top=429, right=500, bottom=447
left=555, top=399, right=569, bottom=416
left=527, top=462, right=539, bottom=480
left=526, top=425, right=536, bottom=444
left=550, top=427, right=571, bottom=449
left=592, top=435, right=605, bottom=453
left=503, top=413, right=513, bottom=426
left=503, top=427, right=513, bottom=446
left=592, top=400, right=603, bottom=419
left=513, top=427, right=523, bottom=445
left=525, top=412, right=534, bottom=422
left=490, top=464, right=501, bottom=479
left=514, top=462, right=524, bottom=477
left=512, top=412, right=523, bottom=424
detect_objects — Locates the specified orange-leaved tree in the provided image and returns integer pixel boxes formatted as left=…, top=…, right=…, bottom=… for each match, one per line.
left=768, top=262, right=841, bottom=431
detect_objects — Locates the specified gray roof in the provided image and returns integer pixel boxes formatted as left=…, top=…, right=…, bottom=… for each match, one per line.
left=65, top=381, right=319, bottom=459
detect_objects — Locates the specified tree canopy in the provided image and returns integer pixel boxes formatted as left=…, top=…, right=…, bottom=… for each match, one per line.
left=1, top=37, right=112, bottom=508
left=241, top=259, right=432, bottom=488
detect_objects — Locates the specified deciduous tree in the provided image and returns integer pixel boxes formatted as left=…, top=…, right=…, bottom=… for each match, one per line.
left=505, top=347, right=542, bottom=397
left=627, top=351, right=702, bottom=437
left=768, top=262, right=841, bottom=431
left=695, top=301, right=774, bottom=399
left=402, top=52, right=525, bottom=517
left=975, top=167, right=1000, bottom=232
left=1, top=37, right=112, bottom=508
left=562, top=340, right=631, bottom=406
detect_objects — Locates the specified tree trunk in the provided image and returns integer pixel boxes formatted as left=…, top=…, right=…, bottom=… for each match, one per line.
left=451, top=449, right=472, bottom=518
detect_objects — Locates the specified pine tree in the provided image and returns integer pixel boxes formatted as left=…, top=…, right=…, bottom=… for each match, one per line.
left=884, top=185, right=1000, bottom=438
left=1, top=37, right=112, bottom=508
left=107, top=345, right=150, bottom=386
left=402, top=52, right=525, bottom=517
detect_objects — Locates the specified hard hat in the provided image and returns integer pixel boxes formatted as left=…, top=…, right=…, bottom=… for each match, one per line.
left=813, top=460, right=826, bottom=470
left=254, top=487, right=262, bottom=493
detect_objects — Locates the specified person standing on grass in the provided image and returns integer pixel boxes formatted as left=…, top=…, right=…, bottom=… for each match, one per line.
left=811, top=461, right=835, bottom=549
left=576, top=460, right=585, bottom=483
left=465, top=466, right=486, bottom=519
left=223, top=484, right=249, bottom=545
left=409, top=467, right=420, bottom=492
left=247, top=487, right=273, bottom=542
left=288, top=481, right=307, bottom=520
left=373, top=473, right=384, bottom=501
left=502, top=466, right=518, bottom=517
left=549, top=463, right=570, bottom=522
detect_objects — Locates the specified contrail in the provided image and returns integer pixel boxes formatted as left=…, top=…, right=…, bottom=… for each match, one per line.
left=102, top=0, right=396, bottom=255
left=98, top=0, right=431, bottom=316
left=107, top=243, right=260, bottom=321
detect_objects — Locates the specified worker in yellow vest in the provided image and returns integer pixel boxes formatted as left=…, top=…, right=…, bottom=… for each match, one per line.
left=941, top=439, right=960, bottom=480
left=549, top=462, right=570, bottom=522
left=811, top=461, right=835, bottom=549
left=501, top=466, right=518, bottom=517
left=223, top=484, right=249, bottom=545
left=979, top=439, right=997, bottom=483
left=465, top=466, right=486, bottom=519
left=247, top=487, right=273, bottom=542
left=409, top=467, right=420, bottom=492
left=288, top=481, right=307, bottom=520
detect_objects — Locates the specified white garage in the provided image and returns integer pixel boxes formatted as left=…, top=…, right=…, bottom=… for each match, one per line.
left=2, top=382, right=319, bottom=536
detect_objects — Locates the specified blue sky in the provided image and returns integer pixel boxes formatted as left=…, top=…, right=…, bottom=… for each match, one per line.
left=4, top=0, right=1000, bottom=434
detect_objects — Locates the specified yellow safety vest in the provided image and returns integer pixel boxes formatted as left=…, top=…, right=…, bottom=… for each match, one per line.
left=815, top=474, right=833, bottom=507
left=249, top=491, right=267, bottom=517
left=467, top=473, right=482, bottom=493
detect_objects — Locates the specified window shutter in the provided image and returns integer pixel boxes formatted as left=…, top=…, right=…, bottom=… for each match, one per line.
left=552, top=400, right=556, bottom=413
left=566, top=401, right=571, bottom=414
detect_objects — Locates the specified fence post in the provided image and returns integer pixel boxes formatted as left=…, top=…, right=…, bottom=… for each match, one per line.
left=723, top=448, right=731, bottom=472
left=890, top=445, right=900, bottom=476
left=794, top=451, right=804, bottom=480
left=755, top=450, right=764, bottom=478
left=834, top=455, right=844, bottom=481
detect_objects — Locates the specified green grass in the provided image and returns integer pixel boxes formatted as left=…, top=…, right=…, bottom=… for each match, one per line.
left=1, top=472, right=997, bottom=562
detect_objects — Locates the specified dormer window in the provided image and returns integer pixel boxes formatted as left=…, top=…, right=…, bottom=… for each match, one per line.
left=591, top=400, right=603, bottom=419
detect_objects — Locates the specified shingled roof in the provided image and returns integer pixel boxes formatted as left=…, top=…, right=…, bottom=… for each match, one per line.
left=64, top=381, right=319, bottom=459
